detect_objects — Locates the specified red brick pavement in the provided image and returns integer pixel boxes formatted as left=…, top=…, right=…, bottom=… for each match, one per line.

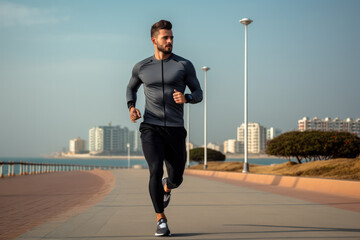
left=0, top=169, right=115, bottom=240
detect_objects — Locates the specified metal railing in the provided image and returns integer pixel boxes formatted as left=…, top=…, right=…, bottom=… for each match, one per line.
left=0, top=161, right=121, bottom=178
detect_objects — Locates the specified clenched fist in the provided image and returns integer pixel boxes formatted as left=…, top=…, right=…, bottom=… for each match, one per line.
left=173, top=89, right=186, bottom=104
left=129, top=107, right=142, bottom=123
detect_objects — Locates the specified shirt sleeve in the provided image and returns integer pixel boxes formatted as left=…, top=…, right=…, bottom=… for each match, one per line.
left=126, top=63, right=143, bottom=108
left=184, top=61, right=203, bottom=104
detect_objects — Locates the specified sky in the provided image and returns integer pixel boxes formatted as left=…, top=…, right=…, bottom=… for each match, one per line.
left=1, top=0, right=360, bottom=157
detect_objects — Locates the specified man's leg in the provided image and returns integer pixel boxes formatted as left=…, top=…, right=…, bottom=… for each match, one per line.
left=140, top=123, right=172, bottom=237
left=163, top=126, right=187, bottom=190
left=140, top=123, right=165, bottom=214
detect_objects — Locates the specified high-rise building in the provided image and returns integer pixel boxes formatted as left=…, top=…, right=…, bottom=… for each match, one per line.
left=223, top=139, right=236, bottom=154
left=298, top=117, right=360, bottom=137
left=89, top=124, right=140, bottom=155
left=89, top=127, right=104, bottom=153
left=89, top=125, right=120, bottom=154
left=207, top=142, right=220, bottom=151
left=69, top=137, right=87, bottom=154
left=130, top=129, right=142, bottom=153
left=237, top=123, right=267, bottom=153
left=223, top=139, right=243, bottom=154
left=119, top=127, right=129, bottom=152
left=267, top=127, right=282, bottom=140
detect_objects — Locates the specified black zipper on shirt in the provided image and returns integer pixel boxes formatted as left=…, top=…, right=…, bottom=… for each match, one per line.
left=161, top=60, right=166, bottom=127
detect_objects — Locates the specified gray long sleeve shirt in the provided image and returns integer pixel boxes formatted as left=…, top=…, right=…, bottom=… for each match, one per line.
left=126, top=53, right=203, bottom=127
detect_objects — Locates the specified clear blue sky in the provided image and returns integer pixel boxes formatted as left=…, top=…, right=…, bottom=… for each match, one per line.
left=1, top=0, right=359, bottom=157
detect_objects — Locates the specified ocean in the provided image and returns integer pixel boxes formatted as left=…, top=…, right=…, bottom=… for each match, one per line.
left=0, top=157, right=289, bottom=176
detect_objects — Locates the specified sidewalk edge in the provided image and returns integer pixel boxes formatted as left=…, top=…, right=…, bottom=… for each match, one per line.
left=185, top=169, right=360, bottom=198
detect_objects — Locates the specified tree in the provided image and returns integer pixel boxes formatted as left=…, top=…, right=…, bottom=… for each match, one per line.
left=266, top=131, right=360, bottom=163
left=190, top=148, right=226, bottom=163
left=266, top=131, right=303, bottom=163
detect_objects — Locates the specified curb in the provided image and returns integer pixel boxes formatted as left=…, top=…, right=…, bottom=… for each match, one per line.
left=185, top=169, right=360, bottom=199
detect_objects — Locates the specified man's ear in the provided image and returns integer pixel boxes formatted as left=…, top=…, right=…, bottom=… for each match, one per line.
left=151, top=37, right=156, bottom=45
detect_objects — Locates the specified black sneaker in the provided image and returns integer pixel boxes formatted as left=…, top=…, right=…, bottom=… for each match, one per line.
left=155, top=218, right=171, bottom=237
left=162, top=177, right=171, bottom=208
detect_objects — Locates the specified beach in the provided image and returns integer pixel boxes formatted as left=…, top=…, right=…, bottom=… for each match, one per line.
left=0, top=169, right=115, bottom=240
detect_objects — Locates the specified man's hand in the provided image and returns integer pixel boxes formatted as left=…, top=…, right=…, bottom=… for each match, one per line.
left=129, top=107, right=142, bottom=123
left=173, top=89, right=186, bottom=104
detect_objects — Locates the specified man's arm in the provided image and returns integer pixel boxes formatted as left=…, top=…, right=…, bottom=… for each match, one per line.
left=126, top=64, right=143, bottom=122
left=184, top=61, right=203, bottom=104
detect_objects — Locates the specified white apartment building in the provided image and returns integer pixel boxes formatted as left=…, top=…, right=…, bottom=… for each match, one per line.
left=201, top=142, right=220, bottom=151
left=131, top=130, right=142, bottom=153
left=207, top=142, right=220, bottom=151
left=298, top=117, right=360, bottom=137
left=223, top=139, right=237, bottom=154
left=89, top=124, right=140, bottom=154
left=186, top=142, right=194, bottom=152
left=267, top=127, right=282, bottom=140
left=69, top=137, right=87, bottom=154
left=89, top=127, right=104, bottom=153
left=223, top=139, right=243, bottom=154
left=237, top=123, right=267, bottom=154
left=89, top=126, right=121, bottom=153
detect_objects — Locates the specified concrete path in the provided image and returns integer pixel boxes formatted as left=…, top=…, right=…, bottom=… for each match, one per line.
left=17, top=169, right=360, bottom=240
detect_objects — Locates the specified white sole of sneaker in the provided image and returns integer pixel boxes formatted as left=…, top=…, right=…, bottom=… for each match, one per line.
left=155, top=233, right=171, bottom=237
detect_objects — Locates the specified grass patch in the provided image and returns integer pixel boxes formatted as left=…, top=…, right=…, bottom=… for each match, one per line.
left=189, top=158, right=360, bottom=181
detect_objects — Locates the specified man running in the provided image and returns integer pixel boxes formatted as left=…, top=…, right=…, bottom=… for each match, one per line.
left=126, top=20, right=203, bottom=237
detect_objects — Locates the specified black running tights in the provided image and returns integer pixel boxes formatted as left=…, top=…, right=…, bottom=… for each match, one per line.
left=140, top=123, right=187, bottom=213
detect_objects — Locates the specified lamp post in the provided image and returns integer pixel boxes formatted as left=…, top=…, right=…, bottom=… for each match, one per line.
left=202, top=66, right=210, bottom=169
left=239, top=18, right=253, bottom=173
left=127, top=143, right=130, bottom=169
left=186, top=103, right=190, bottom=168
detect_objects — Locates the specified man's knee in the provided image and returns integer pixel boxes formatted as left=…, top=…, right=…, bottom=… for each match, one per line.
left=149, top=164, right=163, bottom=179
left=168, top=177, right=183, bottom=189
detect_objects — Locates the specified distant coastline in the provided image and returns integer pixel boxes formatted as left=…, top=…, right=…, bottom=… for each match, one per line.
left=226, top=153, right=281, bottom=159
left=44, top=153, right=279, bottom=160
left=45, top=153, right=145, bottom=160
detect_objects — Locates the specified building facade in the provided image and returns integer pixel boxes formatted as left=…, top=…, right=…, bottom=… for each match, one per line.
left=223, top=139, right=243, bottom=154
left=223, top=139, right=237, bottom=154
left=89, top=124, right=142, bottom=155
left=298, top=117, right=360, bottom=137
left=207, top=142, right=220, bottom=151
left=89, top=127, right=104, bottom=153
left=186, top=142, right=194, bottom=152
left=131, top=129, right=142, bottom=153
left=237, top=123, right=267, bottom=153
left=267, top=127, right=282, bottom=140
left=69, top=137, right=87, bottom=154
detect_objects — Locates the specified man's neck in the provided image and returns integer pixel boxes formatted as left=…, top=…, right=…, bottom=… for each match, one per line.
left=154, top=51, right=171, bottom=60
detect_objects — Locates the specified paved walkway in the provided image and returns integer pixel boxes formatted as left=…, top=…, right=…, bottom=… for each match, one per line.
left=0, top=170, right=114, bottom=240
left=17, top=169, right=360, bottom=240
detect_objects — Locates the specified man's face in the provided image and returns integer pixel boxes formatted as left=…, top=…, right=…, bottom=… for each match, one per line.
left=153, top=29, right=173, bottom=54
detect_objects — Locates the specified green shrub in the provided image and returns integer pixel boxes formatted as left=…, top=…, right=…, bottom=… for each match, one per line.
left=190, top=148, right=226, bottom=162
left=266, top=131, right=360, bottom=163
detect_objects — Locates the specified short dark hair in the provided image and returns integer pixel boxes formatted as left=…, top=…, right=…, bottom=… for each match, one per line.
left=151, top=20, right=172, bottom=38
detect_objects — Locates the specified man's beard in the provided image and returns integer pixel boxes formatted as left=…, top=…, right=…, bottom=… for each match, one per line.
left=157, top=43, right=172, bottom=54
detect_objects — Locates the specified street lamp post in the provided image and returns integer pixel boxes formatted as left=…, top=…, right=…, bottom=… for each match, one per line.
left=239, top=18, right=253, bottom=173
left=202, top=66, right=210, bottom=169
left=186, top=103, right=190, bottom=168
left=127, top=143, right=130, bottom=169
